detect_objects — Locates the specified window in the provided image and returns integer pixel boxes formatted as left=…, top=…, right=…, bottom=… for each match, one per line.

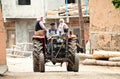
left=73, top=28, right=80, bottom=41
left=65, top=0, right=75, bottom=4
left=18, top=0, right=31, bottom=5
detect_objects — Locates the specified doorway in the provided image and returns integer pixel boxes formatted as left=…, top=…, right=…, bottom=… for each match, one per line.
left=6, top=29, right=16, bottom=48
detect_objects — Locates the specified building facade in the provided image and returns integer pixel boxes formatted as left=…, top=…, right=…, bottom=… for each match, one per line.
left=89, top=0, right=120, bottom=52
left=1, top=0, right=89, bottom=52
left=1, top=0, right=65, bottom=48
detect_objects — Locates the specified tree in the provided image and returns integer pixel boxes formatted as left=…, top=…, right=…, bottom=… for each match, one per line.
left=112, top=0, right=120, bottom=9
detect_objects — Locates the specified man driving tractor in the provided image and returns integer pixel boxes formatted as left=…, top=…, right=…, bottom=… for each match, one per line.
left=47, top=22, right=59, bottom=54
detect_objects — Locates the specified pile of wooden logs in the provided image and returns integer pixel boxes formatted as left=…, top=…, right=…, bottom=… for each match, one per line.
left=46, top=11, right=59, bottom=17
left=93, top=50, right=120, bottom=59
left=79, top=50, right=120, bottom=67
left=79, top=53, right=93, bottom=59
left=82, top=59, right=120, bottom=67
left=46, top=3, right=89, bottom=17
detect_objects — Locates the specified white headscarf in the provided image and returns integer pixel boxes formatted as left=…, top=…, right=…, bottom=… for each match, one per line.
left=58, top=18, right=68, bottom=34
left=59, top=18, right=64, bottom=23
left=36, top=17, right=45, bottom=23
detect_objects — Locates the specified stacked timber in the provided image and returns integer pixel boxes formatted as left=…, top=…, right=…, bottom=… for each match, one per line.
left=82, top=50, right=120, bottom=67
left=78, top=53, right=93, bottom=59
left=109, top=57, right=120, bottom=61
left=82, top=59, right=120, bottom=67
left=46, top=11, right=59, bottom=17
left=58, top=4, right=79, bottom=16
left=93, top=50, right=120, bottom=59
left=46, top=3, right=89, bottom=17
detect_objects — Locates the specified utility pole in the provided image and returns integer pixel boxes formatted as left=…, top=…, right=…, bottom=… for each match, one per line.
left=78, top=0, right=85, bottom=53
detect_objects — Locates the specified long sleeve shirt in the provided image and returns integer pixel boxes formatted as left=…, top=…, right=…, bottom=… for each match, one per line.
left=58, top=23, right=68, bottom=34
left=39, top=21, right=47, bottom=31
left=47, top=29, right=59, bottom=38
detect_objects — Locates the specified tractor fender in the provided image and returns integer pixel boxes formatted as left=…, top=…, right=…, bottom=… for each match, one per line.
left=32, top=35, right=45, bottom=40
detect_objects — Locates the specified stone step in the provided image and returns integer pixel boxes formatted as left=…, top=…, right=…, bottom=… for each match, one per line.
left=0, top=65, right=8, bottom=76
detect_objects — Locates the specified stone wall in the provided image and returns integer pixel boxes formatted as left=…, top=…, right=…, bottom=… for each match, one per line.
left=89, top=0, right=120, bottom=51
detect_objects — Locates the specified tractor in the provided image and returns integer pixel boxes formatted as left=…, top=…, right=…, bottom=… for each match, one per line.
left=32, top=29, right=79, bottom=72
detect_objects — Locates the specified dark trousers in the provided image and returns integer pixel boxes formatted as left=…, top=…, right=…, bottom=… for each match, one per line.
left=77, top=47, right=83, bottom=53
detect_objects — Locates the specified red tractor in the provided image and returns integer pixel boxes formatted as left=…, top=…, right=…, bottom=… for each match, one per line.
left=32, top=29, right=79, bottom=72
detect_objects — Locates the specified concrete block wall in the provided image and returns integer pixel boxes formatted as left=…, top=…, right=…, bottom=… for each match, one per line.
left=1, top=0, right=65, bottom=18
left=16, top=19, right=35, bottom=44
left=1, top=0, right=45, bottom=18
left=89, top=0, right=120, bottom=51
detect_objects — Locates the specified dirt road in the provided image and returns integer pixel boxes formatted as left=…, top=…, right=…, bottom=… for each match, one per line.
left=0, top=56, right=120, bottom=79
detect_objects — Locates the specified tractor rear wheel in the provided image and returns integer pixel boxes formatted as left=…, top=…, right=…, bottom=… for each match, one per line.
left=67, top=54, right=79, bottom=72
left=39, top=53, right=45, bottom=72
left=67, top=62, right=73, bottom=71
left=74, top=53, right=79, bottom=72
left=67, top=39, right=79, bottom=72
left=33, top=51, right=39, bottom=72
left=33, top=39, right=43, bottom=72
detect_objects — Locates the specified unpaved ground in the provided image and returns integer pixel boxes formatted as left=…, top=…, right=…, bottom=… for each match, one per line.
left=1, top=56, right=120, bottom=79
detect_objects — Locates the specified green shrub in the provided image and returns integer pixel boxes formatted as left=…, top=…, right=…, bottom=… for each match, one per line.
left=112, top=0, right=120, bottom=9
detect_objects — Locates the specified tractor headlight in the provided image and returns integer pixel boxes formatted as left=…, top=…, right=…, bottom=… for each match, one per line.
left=57, top=38, right=63, bottom=43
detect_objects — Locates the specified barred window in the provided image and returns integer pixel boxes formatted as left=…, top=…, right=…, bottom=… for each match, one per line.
left=18, top=0, right=31, bottom=5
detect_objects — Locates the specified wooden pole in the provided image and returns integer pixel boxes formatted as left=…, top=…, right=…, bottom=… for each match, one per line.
left=78, top=0, right=85, bottom=53
left=79, top=53, right=93, bottom=59
left=82, top=59, right=120, bottom=67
